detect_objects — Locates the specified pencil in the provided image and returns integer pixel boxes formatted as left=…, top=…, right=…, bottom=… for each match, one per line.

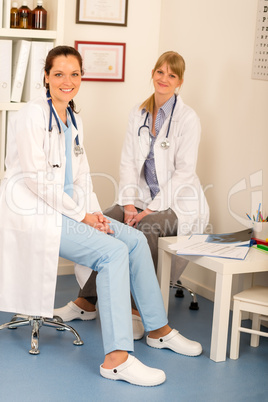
left=256, top=203, right=261, bottom=222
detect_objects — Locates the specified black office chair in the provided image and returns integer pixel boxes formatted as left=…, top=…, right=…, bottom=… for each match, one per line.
left=0, top=314, right=83, bottom=354
left=171, top=280, right=199, bottom=310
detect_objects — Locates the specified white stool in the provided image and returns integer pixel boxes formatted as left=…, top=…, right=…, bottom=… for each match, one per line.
left=230, top=286, right=268, bottom=360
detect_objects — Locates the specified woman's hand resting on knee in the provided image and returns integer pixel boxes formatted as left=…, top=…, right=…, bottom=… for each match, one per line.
left=82, top=212, right=114, bottom=234
left=125, top=207, right=153, bottom=228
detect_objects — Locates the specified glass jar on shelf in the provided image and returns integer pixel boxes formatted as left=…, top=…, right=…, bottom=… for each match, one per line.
left=32, top=0, right=47, bottom=30
left=10, top=2, right=20, bottom=29
left=19, top=1, right=32, bottom=29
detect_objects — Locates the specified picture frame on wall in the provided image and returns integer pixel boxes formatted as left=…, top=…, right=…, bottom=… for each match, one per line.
left=76, top=0, right=128, bottom=26
left=75, top=41, right=126, bottom=82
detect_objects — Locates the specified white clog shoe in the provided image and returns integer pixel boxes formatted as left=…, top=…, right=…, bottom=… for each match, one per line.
left=100, top=355, right=166, bottom=386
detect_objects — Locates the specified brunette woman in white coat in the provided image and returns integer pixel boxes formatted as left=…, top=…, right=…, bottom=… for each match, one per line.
left=0, top=46, right=203, bottom=387
left=55, top=51, right=209, bottom=339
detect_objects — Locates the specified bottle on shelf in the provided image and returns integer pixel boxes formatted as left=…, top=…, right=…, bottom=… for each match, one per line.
left=32, top=0, right=47, bottom=30
left=19, top=1, right=32, bottom=29
left=10, top=2, right=20, bottom=29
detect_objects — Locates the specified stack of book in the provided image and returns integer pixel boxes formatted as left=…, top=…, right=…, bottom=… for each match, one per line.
left=0, top=39, right=53, bottom=103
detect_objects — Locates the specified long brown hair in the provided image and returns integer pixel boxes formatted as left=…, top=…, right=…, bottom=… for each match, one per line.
left=140, top=51, right=185, bottom=114
left=44, top=45, right=84, bottom=113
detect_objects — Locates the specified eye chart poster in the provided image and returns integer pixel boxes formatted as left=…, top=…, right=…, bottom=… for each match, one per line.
left=252, top=0, right=268, bottom=80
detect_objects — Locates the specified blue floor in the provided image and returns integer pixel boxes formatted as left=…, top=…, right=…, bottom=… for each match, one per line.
left=0, top=275, right=267, bottom=402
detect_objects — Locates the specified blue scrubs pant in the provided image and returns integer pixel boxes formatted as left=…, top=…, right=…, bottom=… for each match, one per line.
left=59, top=216, right=168, bottom=355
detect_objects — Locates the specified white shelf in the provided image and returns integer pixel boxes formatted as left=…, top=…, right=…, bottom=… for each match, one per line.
left=0, top=28, right=58, bottom=40
left=0, top=103, right=26, bottom=111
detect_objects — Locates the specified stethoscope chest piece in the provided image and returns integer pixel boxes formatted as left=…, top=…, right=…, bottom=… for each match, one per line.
left=161, top=139, right=170, bottom=149
left=74, top=144, right=84, bottom=157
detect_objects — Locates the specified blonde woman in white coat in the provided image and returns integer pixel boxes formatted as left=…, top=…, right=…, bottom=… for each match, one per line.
left=55, top=51, right=209, bottom=339
left=0, top=46, right=203, bottom=387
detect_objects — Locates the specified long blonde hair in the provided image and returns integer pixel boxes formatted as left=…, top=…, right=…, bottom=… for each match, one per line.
left=140, top=51, right=185, bottom=114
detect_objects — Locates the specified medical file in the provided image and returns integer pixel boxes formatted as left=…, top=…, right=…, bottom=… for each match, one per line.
left=0, top=39, right=12, bottom=102
left=22, top=41, right=53, bottom=102
left=11, top=39, right=31, bottom=102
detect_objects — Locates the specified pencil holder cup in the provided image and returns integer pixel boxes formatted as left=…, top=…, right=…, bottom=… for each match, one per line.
left=252, top=222, right=268, bottom=241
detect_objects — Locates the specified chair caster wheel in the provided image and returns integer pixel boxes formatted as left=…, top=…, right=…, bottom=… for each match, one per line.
left=175, top=289, right=184, bottom=298
left=189, top=302, right=199, bottom=310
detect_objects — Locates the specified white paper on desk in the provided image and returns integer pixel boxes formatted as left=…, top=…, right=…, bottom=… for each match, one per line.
left=169, top=233, right=251, bottom=260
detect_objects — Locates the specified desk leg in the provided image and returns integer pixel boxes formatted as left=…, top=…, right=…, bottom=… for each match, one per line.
left=210, top=273, right=232, bottom=362
left=157, top=249, right=172, bottom=314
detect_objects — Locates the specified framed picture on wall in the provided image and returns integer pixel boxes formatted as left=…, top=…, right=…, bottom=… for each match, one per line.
left=76, top=0, right=128, bottom=26
left=75, top=41, right=126, bottom=82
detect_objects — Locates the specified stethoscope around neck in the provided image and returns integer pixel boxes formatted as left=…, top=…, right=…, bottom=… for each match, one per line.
left=138, top=95, right=177, bottom=158
left=46, top=89, right=84, bottom=160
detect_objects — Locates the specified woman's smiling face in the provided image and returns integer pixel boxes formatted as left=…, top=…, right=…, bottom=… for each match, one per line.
left=45, top=55, right=82, bottom=109
left=152, top=62, right=182, bottom=99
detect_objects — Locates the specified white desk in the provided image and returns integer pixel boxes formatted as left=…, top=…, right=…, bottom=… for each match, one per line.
left=157, top=237, right=268, bottom=362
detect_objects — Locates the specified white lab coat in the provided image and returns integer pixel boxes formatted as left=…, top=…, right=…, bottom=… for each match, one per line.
left=0, top=89, right=100, bottom=317
left=118, top=94, right=209, bottom=234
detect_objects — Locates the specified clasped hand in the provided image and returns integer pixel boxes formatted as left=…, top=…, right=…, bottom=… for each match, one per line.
left=124, top=205, right=152, bottom=227
left=82, top=212, right=114, bottom=234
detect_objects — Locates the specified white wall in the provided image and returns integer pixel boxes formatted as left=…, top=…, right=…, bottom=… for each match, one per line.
left=159, top=0, right=268, bottom=233
left=61, top=0, right=268, bottom=292
left=159, top=0, right=268, bottom=294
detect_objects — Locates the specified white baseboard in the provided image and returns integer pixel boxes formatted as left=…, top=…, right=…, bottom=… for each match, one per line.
left=179, top=273, right=215, bottom=302
left=57, top=259, right=74, bottom=276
